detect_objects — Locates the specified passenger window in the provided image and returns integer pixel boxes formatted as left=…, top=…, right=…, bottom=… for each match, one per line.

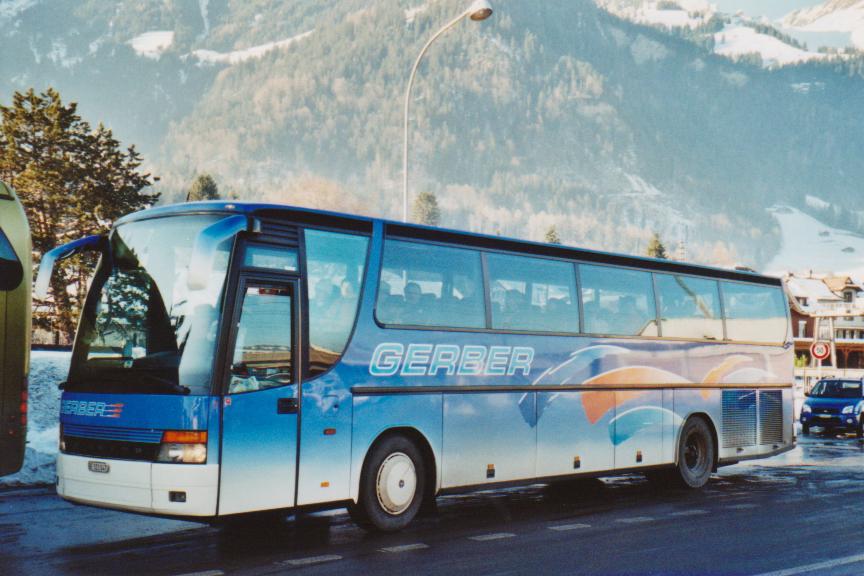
left=655, top=274, right=723, bottom=340
left=721, top=282, right=787, bottom=343
left=229, top=285, right=294, bottom=393
left=306, top=229, right=369, bottom=376
left=580, top=264, right=657, bottom=336
left=244, top=244, right=298, bottom=271
left=377, top=240, right=485, bottom=329
left=487, top=253, right=578, bottom=332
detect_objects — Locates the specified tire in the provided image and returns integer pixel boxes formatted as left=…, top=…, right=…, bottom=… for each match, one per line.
left=801, top=424, right=809, bottom=435
left=672, top=417, right=715, bottom=489
left=350, top=434, right=426, bottom=532
left=857, top=417, right=863, bottom=439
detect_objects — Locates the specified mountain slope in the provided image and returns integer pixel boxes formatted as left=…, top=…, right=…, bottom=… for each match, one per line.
left=4, top=0, right=864, bottom=272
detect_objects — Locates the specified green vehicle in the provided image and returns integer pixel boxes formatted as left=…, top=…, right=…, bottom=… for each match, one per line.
left=0, top=181, right=31, bottom=476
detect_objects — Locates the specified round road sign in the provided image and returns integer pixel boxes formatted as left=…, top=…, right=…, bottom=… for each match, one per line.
left=810, top=341, right=831, bottom=361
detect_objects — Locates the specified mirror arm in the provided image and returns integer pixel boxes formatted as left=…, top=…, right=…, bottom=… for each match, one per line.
left=34, top=235, right=109, bottom=299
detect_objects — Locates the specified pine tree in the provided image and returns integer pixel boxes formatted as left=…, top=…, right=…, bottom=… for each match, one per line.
left=545, top=225, right=561, bottom=244
left=186, top=173, right=219, bottom=201
left=646, top=232, right=669, bottom=259
left=0, top=88, right=157, bottom=341
left=412, top=191, right=441, bottom=226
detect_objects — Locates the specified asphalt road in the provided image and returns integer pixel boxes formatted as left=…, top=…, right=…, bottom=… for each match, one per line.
left=2, top=433, right=864, bottom=576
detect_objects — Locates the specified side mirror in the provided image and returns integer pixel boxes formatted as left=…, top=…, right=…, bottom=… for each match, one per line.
left=187, top=215, right=256, bottom=291
left=35, top=235, right=107, bottom=299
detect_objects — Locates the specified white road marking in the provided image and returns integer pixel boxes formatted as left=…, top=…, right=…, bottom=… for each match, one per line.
left=380, top=543, right=430, bottom=553
left=548, top=523, right=591, bottom=531
left=726, top=503, right=759, bottom=510
left=279, top=554, right=343, bottom=567
left=469, top=532, right=516, bottom=541
left=667, top=509, right=709, bottom=517
left=751, top=553, right=864, bottom=576
left=174, top=571, right=224, bottom=576
left=615, top=516, right=654, bottom=524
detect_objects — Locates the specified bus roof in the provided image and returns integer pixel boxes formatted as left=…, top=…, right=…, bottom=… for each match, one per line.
left=116, top=201, right=781, bottom=286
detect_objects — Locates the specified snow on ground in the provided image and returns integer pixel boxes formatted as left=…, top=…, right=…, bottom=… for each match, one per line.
left=805, top=194, right=831, bottom=210
left=714, top=26, right=826, bottom=67
left=783, top=1, right=864, bottom=49
left=765, top=205, right=864, bottom=276
left=0, top=0, right=39, bottom=21
left=0, top=350, right=68, bottom=487
left=129, top=31, right=175, bottom=60
left=406, top=4, right=427, bottom=24
left=192, top=30, right=314, bottom=65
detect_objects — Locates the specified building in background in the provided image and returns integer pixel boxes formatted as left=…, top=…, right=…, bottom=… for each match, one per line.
left=784, top=272, right=864, bottom=389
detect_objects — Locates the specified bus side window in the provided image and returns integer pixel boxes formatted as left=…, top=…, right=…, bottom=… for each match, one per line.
left=721, top=282, right=787, bottom=343
left=0, top=227, right=23, bottom=291
left=655, top=274, right=723, bottom=340
left=580, top=264, right=657, bottom=336
left=305, top=229, right=369, bottom=377
left=486, top=253, right=578, bottom=333
left=376, top=240, right=485, bottom=329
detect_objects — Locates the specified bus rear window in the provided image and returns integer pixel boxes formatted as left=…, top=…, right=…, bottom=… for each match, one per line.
left=377, top=240, right=485, bottom=329
left=721, top=282, right=787, bottom=343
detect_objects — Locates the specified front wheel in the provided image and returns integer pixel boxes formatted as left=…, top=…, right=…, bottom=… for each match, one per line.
left=349, top=434, right=426, bottom=532
left=801, top=424, right=809, bottom=435
left=857, top=417, right=863, bottom=439
left=673, top=417, right=715, bottom=489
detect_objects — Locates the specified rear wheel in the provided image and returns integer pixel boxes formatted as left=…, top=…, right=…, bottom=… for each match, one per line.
left=672, top=417, right=715, bottom=489
left=349, top=434, right=426, bottom=532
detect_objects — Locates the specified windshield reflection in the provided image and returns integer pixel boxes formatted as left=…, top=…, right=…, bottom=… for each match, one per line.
left=69, top=215, right=230, bottom=395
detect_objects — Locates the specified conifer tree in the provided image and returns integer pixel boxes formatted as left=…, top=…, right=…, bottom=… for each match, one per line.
left=186, top=173, right=219, bottom=201
left=646, top=232, right=669, bottom=259
left=545, top=225, right=561, bottom=244
left=0, top=88, right=157, bottom=341
left=412, top=191, right=441, bottom=226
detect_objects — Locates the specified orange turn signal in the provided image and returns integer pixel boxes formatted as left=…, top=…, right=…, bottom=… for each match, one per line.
left=162, top=430, right=208, bottom=444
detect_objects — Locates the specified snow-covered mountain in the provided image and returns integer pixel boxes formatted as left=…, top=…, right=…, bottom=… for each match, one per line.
left=782, top=0, right=864, bottom=49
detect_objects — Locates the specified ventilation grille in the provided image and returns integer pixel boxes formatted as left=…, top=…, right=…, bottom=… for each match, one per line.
left=722, top=390, right=757, bottom=448
left=759, top=391, right=783, bottom=445
left=258, top=217, right=300, bottom=245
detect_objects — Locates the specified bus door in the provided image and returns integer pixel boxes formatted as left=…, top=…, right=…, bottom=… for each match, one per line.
left=218, top=277, right=300, bottom=515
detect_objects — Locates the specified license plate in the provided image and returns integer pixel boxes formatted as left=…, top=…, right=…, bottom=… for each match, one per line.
left=88, top=461, right=110, bottom=474
left=818, top=414, right=832, bottom=419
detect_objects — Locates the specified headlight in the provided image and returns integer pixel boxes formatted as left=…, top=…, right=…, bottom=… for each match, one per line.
left=156, top=430, right=208, bottom=464
left=842, top=405, right=855, bottom=414
left=157, top=443, right=207, bottom=464
left=802, top=404, right=811, bottom=414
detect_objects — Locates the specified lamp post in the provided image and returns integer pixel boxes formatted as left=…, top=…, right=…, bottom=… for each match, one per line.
left=402, top=0, right=493, bottom=222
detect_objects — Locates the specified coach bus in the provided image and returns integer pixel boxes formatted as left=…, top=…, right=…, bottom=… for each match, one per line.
left=0, top=181, right=31, bottom=477
left=36, top=202, right=793, bottom=531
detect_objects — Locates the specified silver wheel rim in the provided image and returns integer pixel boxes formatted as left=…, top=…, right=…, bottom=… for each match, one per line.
left=375, top=452, right=417, bottom=516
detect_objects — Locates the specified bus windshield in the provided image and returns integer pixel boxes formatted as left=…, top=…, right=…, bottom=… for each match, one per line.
left=68, top=215, right=231, bottom=395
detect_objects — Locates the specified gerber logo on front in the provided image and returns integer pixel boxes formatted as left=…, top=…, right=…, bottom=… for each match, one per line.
left=369, top=343, right=535, bottom=377
left=61, top=400, right=124, bottom=419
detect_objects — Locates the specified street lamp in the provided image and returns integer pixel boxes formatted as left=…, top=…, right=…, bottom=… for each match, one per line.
left=402, top=0, right=493, bottom=222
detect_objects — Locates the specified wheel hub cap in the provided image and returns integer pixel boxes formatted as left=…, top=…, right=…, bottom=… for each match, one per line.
left=376, top=452, right=417, bottom=516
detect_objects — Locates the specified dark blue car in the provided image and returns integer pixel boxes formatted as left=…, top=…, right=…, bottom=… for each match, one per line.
left=800, top=379, right=864, bottom=437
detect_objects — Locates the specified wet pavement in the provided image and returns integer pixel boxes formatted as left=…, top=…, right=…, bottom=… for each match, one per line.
left=2, top=432, right=863, bottom=576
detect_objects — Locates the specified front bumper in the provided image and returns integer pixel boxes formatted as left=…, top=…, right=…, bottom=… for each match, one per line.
left=800, top=413, right=859, bottom=430
left=57, top=453, right=218, bottom=516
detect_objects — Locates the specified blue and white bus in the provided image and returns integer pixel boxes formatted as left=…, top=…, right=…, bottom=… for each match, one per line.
left=37, top=202, right=793, bottom=531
